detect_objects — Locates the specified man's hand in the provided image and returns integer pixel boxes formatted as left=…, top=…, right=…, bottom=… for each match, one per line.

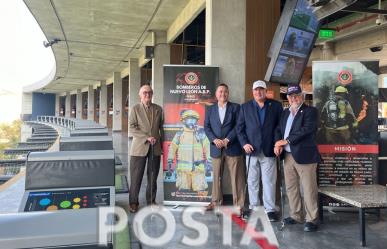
left=274, top=146, right=283, bottom=157
left=213, top=139, right=224, bottom=149
left=147, top=137, right=157, bottom=145
left=243, top=144, right=254, bottom=154
left=274, top=139, right=288, bottom=147
left=222, top=138, right=230, bottom=149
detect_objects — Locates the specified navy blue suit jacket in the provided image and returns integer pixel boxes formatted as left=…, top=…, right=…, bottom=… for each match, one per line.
left=204, top=102, right=243, bottom=158
left=275, top=103, right=321, bottom=164
left=237, top=99, right=283, bottom=157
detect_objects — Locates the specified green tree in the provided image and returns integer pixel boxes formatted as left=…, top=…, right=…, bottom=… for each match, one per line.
left=0, top=119, right=22, bottom=159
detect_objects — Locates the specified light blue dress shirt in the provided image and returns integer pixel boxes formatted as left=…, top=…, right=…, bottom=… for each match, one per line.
left=284, top=105, right=302, bottom=152
left=218, top=102, right=227, bottom=124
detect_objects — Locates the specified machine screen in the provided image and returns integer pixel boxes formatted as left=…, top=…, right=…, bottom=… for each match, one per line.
left=24, top=188, right=110, bottom=212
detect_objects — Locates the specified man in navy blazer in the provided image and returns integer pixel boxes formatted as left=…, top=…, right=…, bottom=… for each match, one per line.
left=274, top=84, right=321, bottom=232
left=237, top=80, right=283, bottom=221
left=204, top=83, right=245, bottom=212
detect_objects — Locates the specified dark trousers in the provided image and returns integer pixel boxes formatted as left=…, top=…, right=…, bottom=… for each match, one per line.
left=129, top=148, right=161, bottom=205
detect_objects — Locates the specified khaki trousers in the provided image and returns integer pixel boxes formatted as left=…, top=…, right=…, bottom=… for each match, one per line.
left=211, top=151, right=245, bottom=207
left=284, top=153, right=318, bottom=223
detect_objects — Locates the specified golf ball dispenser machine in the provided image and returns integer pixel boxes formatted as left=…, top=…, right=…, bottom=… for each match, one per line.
left=11, top=150, right=115, bottom=249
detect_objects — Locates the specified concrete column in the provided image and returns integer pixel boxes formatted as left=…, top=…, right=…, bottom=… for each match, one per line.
left=76, top=89, right=82, bottom=119
left=99, top=81, right=108, bottom=127
left=322, top=42, right=336, bottom=60
left=21, top=93, right=32, bottom=121
left=128, top=59, right=141, bottom=138
left=20, top=123, right=32, bottom=142
left=65, top=92, right=71, bottom=118
left=55, top=94, right=60, bottom=116
left=129, top=58, right=141, bottom=110
left=205, top=0, right=246, bottom=104
left=152, top=30, right=170, bottom=106
left=87, top=85, right=95, bottom=121
left=113, top=72, right=122, bottom=131
left=205, top=0, right=247, bottom=197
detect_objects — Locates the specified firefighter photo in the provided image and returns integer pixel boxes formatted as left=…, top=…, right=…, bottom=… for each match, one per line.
left=320, top=85, right=358, bottom=144
left=166, top=109, right=211, bottom=192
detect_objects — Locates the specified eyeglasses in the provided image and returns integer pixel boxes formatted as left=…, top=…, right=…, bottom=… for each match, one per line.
left=142, top=91, right=153, bottom=95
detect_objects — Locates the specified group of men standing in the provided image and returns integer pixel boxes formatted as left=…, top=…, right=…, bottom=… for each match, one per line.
left=128, top=80, right=321, bottom=232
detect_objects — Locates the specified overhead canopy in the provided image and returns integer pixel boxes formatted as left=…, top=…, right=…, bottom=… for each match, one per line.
left=23, top=0, right=192, bottom=93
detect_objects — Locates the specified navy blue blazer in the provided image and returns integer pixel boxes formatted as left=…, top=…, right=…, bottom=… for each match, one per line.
left=237, top=99, right=283, bottom=157
left=275, top=103, right=321, bottom=164
left=204, top=102, right=243, bottom=158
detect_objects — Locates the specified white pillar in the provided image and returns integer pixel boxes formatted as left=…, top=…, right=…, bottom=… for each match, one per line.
left=322, top=42, right=336, bottom=60
left=152, top=30, right=170, bottom=106
left=99, top=81, right=108, bottom=127
left=76, top=89, right=82, bottom=119
left=87, top=85, right=95, bottom=121
left=113, top=72, right=122, bottom=131
left=55, top=94, right=60, bottom=116
left=129, top=58, right=141, bottom=110
left=205, top=0, right=246, bottom=104
left=21, top=93, right=32, bottom=121
left=65, top=92, right=71, bottom=118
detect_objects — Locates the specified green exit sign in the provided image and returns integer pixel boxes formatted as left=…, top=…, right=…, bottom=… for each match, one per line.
left=319, top=29, right=335, bottom=39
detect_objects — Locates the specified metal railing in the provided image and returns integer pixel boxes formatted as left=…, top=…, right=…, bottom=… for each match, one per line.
left=0, top=159, right=25, bottom=184
left=37, top=116, right=76, bottom=130
left=36, top=116, right=105, bottom=130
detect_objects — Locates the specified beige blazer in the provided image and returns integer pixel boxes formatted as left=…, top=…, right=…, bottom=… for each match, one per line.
left=129, top=103, right=164, bottom=156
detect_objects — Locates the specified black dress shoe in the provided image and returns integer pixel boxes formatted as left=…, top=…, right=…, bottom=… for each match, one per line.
left=304, top=222, right=318, bottom=232
left=241, top=209, right=251, bottom=221
left=267, top=212, right=278, bottom=222
left=283, top=217, right=301, bottom=225
left=206, top=203, right=217, bottom=211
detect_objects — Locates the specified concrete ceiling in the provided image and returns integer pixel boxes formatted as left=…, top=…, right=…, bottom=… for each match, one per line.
left=23, top=0, right=190, bottom=93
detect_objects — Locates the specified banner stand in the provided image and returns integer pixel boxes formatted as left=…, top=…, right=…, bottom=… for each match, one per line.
left=313, top=60, right=379, bottom=208
left=162, top=65, right=219, bottom=206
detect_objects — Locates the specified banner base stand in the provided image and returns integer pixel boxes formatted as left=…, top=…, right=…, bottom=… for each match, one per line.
left=163, top=201, right=210, bottom=207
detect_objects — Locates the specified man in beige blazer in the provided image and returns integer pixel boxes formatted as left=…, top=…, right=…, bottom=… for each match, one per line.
left=129, top=84, right=164, bottom=213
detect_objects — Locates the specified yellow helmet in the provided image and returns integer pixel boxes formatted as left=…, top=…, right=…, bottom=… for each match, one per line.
left=335, top=86, right=348, bottom=94
left=180, top=109, right=200, bottom=121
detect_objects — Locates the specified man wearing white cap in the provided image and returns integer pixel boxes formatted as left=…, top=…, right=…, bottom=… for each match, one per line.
left=237, top=80, right=283, bottom=221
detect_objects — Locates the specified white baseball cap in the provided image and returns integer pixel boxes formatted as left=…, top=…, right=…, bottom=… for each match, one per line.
left=252, top=80, right=267, bottom=89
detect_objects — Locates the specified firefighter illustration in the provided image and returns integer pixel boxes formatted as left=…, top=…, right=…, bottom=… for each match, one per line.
left=166, top=109, right=211, bottom=192
left=321, top=86, right=358, bottom=144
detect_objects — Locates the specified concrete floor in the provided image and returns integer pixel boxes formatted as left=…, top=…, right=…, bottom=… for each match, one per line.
left=113, top=132, right=387, bottom=249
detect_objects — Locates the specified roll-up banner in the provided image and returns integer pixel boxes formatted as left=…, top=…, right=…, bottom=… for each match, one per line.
left=163, top=65, right=219, bottom=205
left=313, top=60, right=379, bottom=207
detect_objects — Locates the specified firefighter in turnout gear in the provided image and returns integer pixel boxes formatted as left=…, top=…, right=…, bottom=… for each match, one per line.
left=321, top=86, right=358, bottom=144
left=167, top=109, right=211, bottom=191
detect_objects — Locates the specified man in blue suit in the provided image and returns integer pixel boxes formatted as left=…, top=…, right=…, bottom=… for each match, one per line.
left=237, top=80, right=283, bottom=222
left=204, top=83, right=245, bottom=212
left=274, top=84, right=321, bottom=232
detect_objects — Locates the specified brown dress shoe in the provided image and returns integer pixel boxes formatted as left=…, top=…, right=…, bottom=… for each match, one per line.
left=206, top=203, right=216, bottom=211
left=129, top=204, right=139, bottom=213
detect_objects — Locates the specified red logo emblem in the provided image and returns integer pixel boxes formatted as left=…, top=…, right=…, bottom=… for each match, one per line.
left=338, top=70, right=352, bottom=85
left=184, top=72, right=199, bottom=85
